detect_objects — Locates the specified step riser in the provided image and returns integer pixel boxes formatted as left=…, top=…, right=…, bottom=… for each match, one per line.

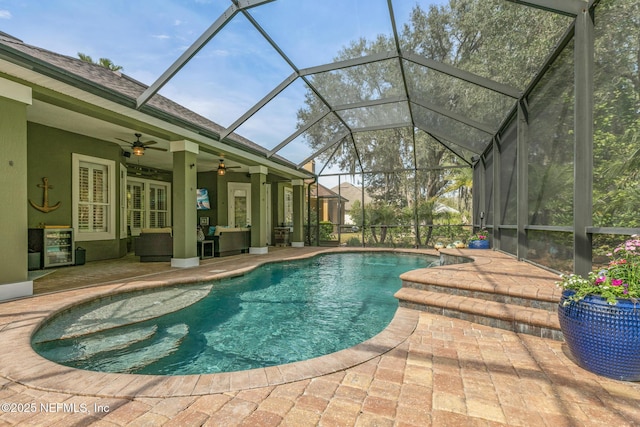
left=403, top=280, right=558, bottom=313
left=399, top=301, right=564, bottom=341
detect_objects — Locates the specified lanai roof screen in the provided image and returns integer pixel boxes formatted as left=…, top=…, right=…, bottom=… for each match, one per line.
left=140, top=0, right=572, bottom=174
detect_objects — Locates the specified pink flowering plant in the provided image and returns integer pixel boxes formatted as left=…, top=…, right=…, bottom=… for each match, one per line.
left=557, top=235, right=640, bottom=305
left=469, top=229, right=488, bottom=241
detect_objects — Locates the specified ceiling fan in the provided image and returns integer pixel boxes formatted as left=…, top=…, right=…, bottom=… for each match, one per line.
left=117, top=133, right=167, bottom=156
left=215, top=158, right=241, bottom=176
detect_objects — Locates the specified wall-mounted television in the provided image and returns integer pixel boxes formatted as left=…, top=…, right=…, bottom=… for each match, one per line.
left=197, top=188, right=211, bottom=210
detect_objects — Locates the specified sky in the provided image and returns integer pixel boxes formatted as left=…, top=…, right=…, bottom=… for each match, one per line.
left=0, top=0, right=448, bottom=185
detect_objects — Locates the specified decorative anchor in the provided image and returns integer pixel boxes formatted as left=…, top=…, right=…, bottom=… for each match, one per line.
left=29, top=177, right=61, bottom=213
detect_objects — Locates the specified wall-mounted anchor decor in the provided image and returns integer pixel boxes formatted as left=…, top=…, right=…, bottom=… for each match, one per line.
left=29, top=177, right=61, bottom=213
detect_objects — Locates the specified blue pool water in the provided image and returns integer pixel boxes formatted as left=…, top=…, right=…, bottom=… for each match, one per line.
left=33, top=252, right=437, bottom=375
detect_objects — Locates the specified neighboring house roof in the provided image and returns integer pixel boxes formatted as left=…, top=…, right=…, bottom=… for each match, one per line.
left=0, top=32, right=281, bottom=162
left=311, top=183, right=348, bottom=201
left=330, top=182, right=372, bottom=211
left=330, top=182, right=459, bottom=215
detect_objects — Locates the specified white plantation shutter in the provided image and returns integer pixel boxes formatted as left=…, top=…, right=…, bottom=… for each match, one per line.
left=78, top=205, right=89, bottom=231
left=73, top=154, right=116, bottom=241
left=93, top=167, right=107, bottom=231
left=284, top=187, right=293, bottom=225
left=150, top=186, right=158, bottom=228
left=127, top=178, right=171, bottom=231
left=78, top=166, right=90, bottom=230
left=77, top=162, right=109, bottom=232
left=150, top=184, right=169, bottom=228
left=79, top=166, right=89, bottom=202
left=128, top=181, right=145, bottom=229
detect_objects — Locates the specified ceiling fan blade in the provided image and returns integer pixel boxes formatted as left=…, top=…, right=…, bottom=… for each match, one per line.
left=141, top=140, right=158, bottom=146
left=115, top=137, right=131, bottom=144
left=146, top=146, right=168, bottom=152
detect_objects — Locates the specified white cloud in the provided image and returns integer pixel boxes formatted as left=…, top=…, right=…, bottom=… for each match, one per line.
left=213, top=49, right=229, bottom=57
left=0, top=10, right=12, bottom=19
left=174, top=19, right=183, bottom=26
left=152, top=34, right=171, bottom=40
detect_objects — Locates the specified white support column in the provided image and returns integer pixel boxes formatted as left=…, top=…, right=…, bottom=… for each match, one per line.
left=291, top=179, right=305, bottom=247
left=249, top=165, right=269, bottom=254
left=170, top=140, right=200, bottom=268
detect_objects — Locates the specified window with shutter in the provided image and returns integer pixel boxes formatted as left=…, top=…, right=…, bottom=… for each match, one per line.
left=284, top=187, right=294, bottom=225
left=73, top=154, right=116, bottom=241
left=128, top=181, right=145, bottom=231
left=127, top=177, right=171, bottom=233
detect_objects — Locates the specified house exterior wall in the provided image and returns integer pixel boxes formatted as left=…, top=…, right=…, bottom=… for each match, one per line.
left=196, top=170, right=218, bottom=229
left=27, top=123, right=126, bottom=261
left=215, top=171, right=250, bottom=227
left=0, top=86, right=30, bottom=289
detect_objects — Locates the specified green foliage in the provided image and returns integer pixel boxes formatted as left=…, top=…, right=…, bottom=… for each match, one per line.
left=349, top=199, right=363, bottom=227
left=367, top=202, right=398, bottom=244
left=296, top=1, right=571, bottom=239
left=591, top=0, right=640, bottom=228
left=558, top=236, right=640, bottom=305
left=77, top=52, right=123, bottom=72
left=345, top=237, right=361, bottom=247
left=319, top=221, right=335, bottom=241
left=469, top=229, right=488, bottom=242
left=301, top=1, right=640, bottom=248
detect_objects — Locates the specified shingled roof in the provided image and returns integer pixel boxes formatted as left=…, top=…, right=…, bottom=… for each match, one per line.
left=310, top=183, right=348, bottom=201
left=0, top=32, right=274, bottom=159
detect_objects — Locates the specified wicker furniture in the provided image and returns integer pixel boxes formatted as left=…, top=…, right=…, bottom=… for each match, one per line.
left=213, top=227, right=250, bottom=257
left=135, top=228, right=173, bottom=262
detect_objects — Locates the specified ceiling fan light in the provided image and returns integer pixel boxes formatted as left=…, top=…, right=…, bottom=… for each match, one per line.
left=132, top=145, right=145, bottom=156
left=217, top=160, right=226, bottom=176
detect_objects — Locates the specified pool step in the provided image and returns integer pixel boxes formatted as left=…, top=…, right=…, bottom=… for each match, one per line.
left=395, top=251, right=563, bottom=341
left=401, top=280, right=558, bottom=312
left=396, top=288, right=562, bottom=340
left=39, top=325, right=158, bottom=363
left=90, top=324, right=189, bottom=373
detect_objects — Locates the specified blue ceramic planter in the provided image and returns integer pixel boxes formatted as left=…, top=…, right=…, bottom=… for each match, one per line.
left=468, top=239, right=490, bottom=249
left=558, top=290, right=640, bottom=381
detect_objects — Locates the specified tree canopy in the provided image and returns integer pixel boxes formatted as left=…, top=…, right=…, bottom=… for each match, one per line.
left=298, top=0, right=570, bottom=245
left=77, top=52, right=123, bottom=72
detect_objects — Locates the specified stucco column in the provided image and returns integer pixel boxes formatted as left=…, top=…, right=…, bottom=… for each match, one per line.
left=0, top=78, right=32, bottom=300
left=170, top=140, right=199, bottom=268
left=249, top=165, right=268, bottom=254
left=291, top=179, right=305, bottom=247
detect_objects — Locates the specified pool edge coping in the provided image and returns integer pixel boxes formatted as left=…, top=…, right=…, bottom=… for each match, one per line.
left=0, top=248, right=434, bottom=398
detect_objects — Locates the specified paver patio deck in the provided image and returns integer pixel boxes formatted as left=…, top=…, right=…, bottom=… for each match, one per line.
left=1, top=247, right=639, bottom=426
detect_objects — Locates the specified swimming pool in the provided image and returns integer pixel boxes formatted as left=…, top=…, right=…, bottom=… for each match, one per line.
left=32, top=252, right=437, bottom=375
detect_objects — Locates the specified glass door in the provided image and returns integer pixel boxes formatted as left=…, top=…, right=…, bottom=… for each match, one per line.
left=127, top=181, right=145, bottom=235
left=228, top=183, right=252, bottom=228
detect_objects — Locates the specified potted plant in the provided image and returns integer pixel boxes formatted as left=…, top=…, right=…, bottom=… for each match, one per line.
left=556, top=235, right=640, bottom=381
left=467, top=229, right=490, bottom=249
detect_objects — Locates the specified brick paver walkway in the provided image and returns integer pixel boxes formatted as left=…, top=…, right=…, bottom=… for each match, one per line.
left=2, top=248, right=639, bottom=426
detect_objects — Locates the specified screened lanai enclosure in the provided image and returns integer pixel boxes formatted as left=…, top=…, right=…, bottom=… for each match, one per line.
left=136, top=0, right=638, bottom=276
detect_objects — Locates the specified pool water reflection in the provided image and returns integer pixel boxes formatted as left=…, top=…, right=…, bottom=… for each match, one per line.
left=33, top=252, right=437, bottom=375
